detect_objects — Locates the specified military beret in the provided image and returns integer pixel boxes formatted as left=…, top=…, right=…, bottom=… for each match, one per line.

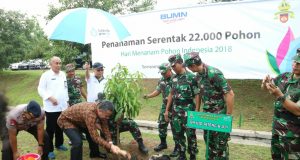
left=65, top=63, right=75, bottom=72
left=183, top=52, right=202, bottom=66
left=293, top=48, right=300, bottom=63
left=168, top=54, right=183, bottom=67
left=158, top=63, right=171, bottom=74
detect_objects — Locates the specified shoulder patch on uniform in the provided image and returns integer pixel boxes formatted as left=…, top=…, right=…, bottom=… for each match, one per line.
left=9, top=119, right=17, bottom=126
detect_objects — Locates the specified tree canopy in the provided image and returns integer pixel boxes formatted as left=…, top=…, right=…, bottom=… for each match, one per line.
left=0, top=9, right=50, bottom=69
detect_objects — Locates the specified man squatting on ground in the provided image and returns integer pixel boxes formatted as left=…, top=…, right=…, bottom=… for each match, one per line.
left=1, top=101, right=50, bottom=160
left=96, top=92, right=149, bottom=155
left=57, top=100, right=131, bottom=160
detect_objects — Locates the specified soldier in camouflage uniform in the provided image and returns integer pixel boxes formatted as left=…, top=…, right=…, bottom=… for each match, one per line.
left=65, top=64, right=87, bottom=106
left=262, top=48, right=300, bottom=160
left=164, top=54, right=200, bottom=160
left=97, top=93, right=149, bottom=154
left=66, top=64, right=88, bottom=144
left=144, top=63, right=179, bottom=157
left=183, top=52, right=234, bottom=160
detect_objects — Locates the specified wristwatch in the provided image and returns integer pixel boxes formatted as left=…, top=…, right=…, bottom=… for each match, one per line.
left=277, top=95, right=286, bottom=103
left=38, top=143, right=44, bottom=147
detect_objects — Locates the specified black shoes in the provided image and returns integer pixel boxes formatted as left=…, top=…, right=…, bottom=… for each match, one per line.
left=137, top=139, right=149, bottom=154
left=90, top=152, right=107, bottom=159
left=154, top=143, right=168, bottom=152
left=176, top=154, right=187, bottom=160
left=170, top=145, right=179, bottom=157
left=190, top=154, right=196, bottom=160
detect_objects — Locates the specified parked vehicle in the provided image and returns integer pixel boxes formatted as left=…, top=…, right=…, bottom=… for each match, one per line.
left=28, top=59, right=43, bottom=70
left=9, top=59, right=50, bottom=70
left=18, top=61, right=30, bottom=70
left=10, top=63, right=21, bottom=70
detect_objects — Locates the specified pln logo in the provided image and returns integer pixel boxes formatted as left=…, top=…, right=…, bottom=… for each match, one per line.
left=274, top=0, right=294, bottom=23
left=160, top=11, right=187, bottom=24
left=266, top=28, right=300, bottom=75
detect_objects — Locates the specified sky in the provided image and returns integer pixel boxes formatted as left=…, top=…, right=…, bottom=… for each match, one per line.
left=0, top=0, right=199, bottom=27
left=0, top=0, right=59, bottom=27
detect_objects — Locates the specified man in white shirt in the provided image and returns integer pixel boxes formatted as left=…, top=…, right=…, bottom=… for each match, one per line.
left=85, top=62, right=107, bottom=102
left=38, top=56, right=69, bottom=159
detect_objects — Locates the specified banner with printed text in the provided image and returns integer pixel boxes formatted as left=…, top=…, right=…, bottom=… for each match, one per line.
left=92, top=0, right=300, bottom=79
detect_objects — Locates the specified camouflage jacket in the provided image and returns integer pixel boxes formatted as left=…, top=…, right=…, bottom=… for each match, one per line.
left=156, top=75, right=173, bottom=104
left=67, top=75, right=83, bottom=106
left=196, top=64, right=231, bottom=113
left=273, top=72, right=300, bottom=137
left=171, top=70, right=199, bottom=103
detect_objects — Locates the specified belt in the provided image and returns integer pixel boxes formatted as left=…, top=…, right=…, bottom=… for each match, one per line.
left=275, top=111, right=300, bottom=125
left=174, top=99, right=194, bottom=106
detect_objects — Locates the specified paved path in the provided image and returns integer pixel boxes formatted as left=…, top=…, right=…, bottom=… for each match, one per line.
left=135, top=120, right=271, bottom=147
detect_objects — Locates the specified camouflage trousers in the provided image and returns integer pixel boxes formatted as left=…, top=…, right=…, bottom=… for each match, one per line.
left=69, top=98, right=82, bottom=106
left=271, top=134, right=300, bottom=160
left=110, top=118, right=142, bottom=143
left=203, top=130, right=230, bottom=160
left=158, top=104, right=175, bottom=140
left=171, top=105, right=198, bottom=155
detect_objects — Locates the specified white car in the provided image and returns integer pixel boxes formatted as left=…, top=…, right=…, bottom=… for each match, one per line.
left=10, top=63, right=21, bottom=70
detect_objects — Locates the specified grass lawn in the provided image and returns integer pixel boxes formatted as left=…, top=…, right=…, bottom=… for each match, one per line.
left=0, top=70, right=273, bottom=159
left=0, top=131, right=271, bottom=160
left=0, top=70, right=274, bottom=131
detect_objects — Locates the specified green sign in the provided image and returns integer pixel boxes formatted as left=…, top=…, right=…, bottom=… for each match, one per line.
left=187, top=111, right=233, bottom=133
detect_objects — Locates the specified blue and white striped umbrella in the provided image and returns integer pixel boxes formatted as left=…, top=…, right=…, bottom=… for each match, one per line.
left=44, top=8, right=130, bottom=44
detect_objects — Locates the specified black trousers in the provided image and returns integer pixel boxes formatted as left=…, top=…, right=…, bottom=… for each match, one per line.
left=64, top=128, right=101, bottom=160
left=1, top=126, right=50, bottom=160
left=45, top=111, right=64, bottom=152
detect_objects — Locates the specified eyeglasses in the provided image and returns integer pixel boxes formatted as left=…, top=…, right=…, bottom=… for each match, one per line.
left=96, top=68, right=104, bottom=71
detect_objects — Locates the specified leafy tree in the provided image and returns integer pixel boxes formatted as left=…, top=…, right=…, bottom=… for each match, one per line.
left=105, top=64, right=144, bottom=120
left=104, top=64, right=143, bottom=146
left=47, top=0, right=156, bottom=19
left=0, top=9, right=50, bottom=69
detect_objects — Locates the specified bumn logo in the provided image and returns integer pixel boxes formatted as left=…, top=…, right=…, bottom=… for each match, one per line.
left=160, top=11, right=187, bottom=24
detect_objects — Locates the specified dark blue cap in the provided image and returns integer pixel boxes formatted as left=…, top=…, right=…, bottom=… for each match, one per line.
left=93, top=62, right=104, bottom=69
left=27, top=100, right=41, bottom=118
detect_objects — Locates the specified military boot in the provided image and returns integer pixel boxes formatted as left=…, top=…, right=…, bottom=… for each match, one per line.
left=190, top=154, right=196, bottom=160
left=177, top=153, right=187, bottom=160
left=154, top=137, right=167, bottom=152
left=137, top=139, right=149, bottom=154
left=170, top=144, right=179, bottom=157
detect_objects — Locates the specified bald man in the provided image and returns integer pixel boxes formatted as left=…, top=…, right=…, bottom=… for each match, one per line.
left=38, top=56, right=69, bottom=159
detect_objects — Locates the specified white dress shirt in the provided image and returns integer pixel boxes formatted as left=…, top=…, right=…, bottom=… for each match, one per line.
left=38, top=69, right=69, bottom=112
left=86, top=73, right=107, bottom=102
